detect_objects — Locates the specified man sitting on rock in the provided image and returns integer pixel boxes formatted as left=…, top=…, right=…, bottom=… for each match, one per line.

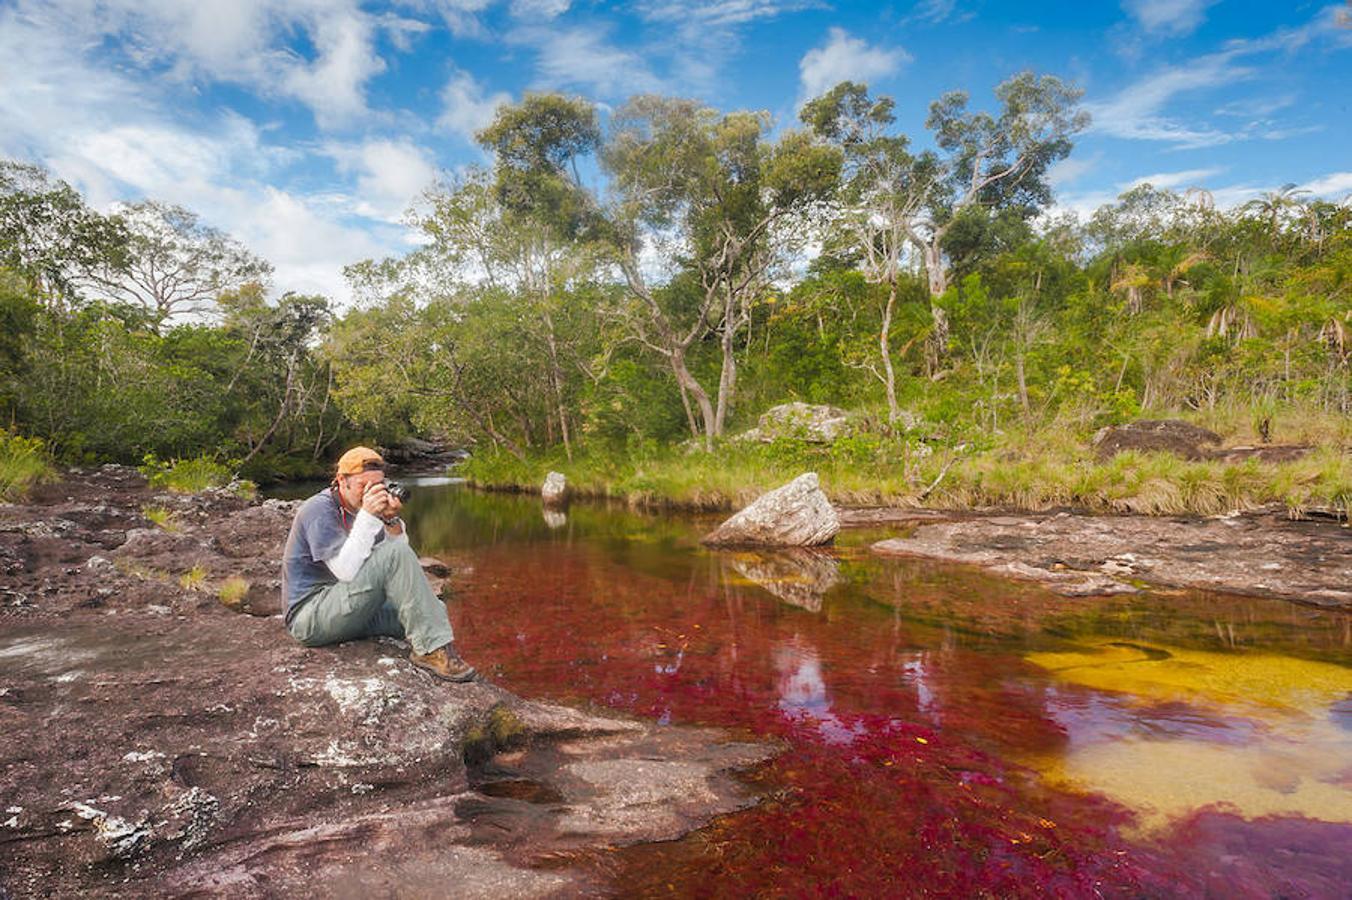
left=281, top=446, right=477, bottom=682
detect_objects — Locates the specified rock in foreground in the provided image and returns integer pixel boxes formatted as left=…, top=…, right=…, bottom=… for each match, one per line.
left=703, top=473, right=839, bottom=547
left=0, top=467, right=775, bottom=897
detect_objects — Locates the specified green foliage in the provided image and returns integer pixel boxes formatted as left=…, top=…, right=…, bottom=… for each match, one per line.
left=2, top=80, right=1350, bottom=513
left=0, top=430, right=53, bottom=500
left=140, top=452, right=250, bottom=496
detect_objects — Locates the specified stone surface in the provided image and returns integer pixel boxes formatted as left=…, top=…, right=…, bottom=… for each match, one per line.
left=737, top=403, right=850, bottom=444
left=0, top=468, right=775, bottom=897
left=702, top=473, right=840, bottom=547
left=541, top=471, right=568, bottom=507
left=378, top=437, right=468, bottom=471
left=1091, top=419, right=1313, bottom=465
left=1091, top=419, right=1221, bottom=460
left=873, top=511, right=1352, bottom=607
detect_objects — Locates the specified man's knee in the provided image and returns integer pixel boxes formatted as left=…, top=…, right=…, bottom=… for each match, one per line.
left=370, top=538, right=416, bottom=568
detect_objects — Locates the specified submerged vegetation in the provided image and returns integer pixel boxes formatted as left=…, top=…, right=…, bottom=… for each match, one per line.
left=0, top=76, right=1347, bottom=509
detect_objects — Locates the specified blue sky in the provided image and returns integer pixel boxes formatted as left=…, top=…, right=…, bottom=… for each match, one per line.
left=1, top=0, right=1349, bottom=301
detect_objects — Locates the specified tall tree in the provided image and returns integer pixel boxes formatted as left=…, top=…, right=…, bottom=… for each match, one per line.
left=801, top=82, right=935, bottom=420
left=0, top=161, right=128, bottom=307
left=475, top=94, right=603, bottom=460
left=601, top=95, right=839, bottom=448
left=86, top=201, right=272, bottom=332
left=804, top=73, right=1088, bottom=367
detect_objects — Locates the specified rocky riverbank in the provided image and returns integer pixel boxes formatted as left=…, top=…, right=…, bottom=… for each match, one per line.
left=0, top=467, right=772, bottom=897
left=867, top=508, right=1351, bottom=608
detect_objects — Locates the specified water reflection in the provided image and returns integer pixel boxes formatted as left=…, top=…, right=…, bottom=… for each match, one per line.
left=722, top=548, right=841, bottom=612
left=541, top=508, right=567, bottom=530
left=405, top=484, right=1352, bottom=895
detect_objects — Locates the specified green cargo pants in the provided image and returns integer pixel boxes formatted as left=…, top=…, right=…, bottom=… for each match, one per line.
left=287, top=539, right=454, bottom=656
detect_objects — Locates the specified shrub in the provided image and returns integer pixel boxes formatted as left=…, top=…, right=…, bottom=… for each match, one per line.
left=0, top=431, right=54, bottom=501
left=140, top=452, right=254, bottom=496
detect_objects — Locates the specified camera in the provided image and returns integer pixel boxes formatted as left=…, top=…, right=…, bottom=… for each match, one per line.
left=384, top=480, right=410, bottom=503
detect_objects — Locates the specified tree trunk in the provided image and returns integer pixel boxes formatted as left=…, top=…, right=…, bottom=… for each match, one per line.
left=543, top=312, right=573, bottom=461
left=880, top=280, right=901, bottom=423
left=923, top=240, right=950, bottom=369
left=714, top=305, right=738, bottom=437
left=671, top=348, right=716, bottom=452
left=1015, top=350, right=1030, bottom=420
left=678, top=380, right=699, bottom=439
left=236, top=358, right=296, bottom=471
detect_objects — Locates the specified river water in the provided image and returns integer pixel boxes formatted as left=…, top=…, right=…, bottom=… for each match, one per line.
left=398, top=479, right=1351, bottom=896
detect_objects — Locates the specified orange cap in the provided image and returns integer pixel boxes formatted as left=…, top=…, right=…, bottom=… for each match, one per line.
left=335, top=446, right=385, bottom=476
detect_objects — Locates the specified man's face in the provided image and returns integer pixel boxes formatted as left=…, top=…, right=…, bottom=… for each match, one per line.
left=338, top=466, right=384, bottom=508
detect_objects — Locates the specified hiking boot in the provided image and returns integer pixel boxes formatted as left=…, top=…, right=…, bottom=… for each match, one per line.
left=410, top=644, right=478, bottom=683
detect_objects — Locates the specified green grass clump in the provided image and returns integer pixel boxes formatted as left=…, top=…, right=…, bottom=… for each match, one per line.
left=140, top=453, right=255, bottom=497
left=178, top=565, right=208, bottom=591
left=141, top=505, right=179, bottom=531
left=217, top=576, right=250, bottom=609
left=0, top=430, right=54, bottom=501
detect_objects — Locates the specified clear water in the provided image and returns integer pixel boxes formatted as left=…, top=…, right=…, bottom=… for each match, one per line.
left=402, top=483, right=1351, bottom=896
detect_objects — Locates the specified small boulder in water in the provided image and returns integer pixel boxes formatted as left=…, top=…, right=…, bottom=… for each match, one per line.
left=542, top=471, right=569, bottom=507
left=702, top=473, right=839, bottom=547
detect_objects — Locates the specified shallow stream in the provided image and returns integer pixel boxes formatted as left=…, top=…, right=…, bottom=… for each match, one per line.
left=403, top=479, right=1351, bottom=896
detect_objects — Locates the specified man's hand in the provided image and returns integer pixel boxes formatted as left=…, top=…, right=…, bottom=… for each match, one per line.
left=361, top=481, right=395, bottom=519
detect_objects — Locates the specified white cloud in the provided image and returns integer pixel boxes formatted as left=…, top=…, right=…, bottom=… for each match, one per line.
left=515, top=23, right=662, bottom=96
left=799, top=27, right=910, bottom=101
left=1084, top=51, right=1252, bottom=147
left=510, top=0, right=570, bottom=18
left=636, top=1, right=821, bottom=95
left=421, top=0, right=494, bottom=38
left=1054, top=170, right=1352, bottom=224
left=1121, top=167, right=1222, bottom=191
left=438, top=69, right=512, bottom=141
left=1123, top=0, right=1218, bottom=37
left=280, top=11, right=388, bottom=129
left=326, top=140, right=440, bottom=224
left=0, top=2, right=411, bottom=303
left=902, top=1, right=973, bottom=26
left=639, top=0, right=820, bottom=28
left=1047, top=156, right=1097, bottom=189
left=1298, top=171, right=1352, bottom=199
left=1088, top=7, right=1352, bottom=149
left=2, top=0, right=406, bottom=130
left=1214, top=94, right=1297, bottom=117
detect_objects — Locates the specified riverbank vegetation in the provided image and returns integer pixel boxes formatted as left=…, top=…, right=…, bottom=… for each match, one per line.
left=463, top=428, right=1351, bottom=516
left=1, top=75, right=1348, bottom=512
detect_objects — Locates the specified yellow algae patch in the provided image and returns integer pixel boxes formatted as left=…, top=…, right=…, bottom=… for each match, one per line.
left=1025, top=640, right=1352, bottom=715
left=1033, top=729, right=1352, bottom=832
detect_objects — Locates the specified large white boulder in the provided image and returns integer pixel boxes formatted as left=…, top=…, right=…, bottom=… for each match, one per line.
left=702, top=473, right=839, bottom=547
left=541, top=471, right=569, bottom=507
